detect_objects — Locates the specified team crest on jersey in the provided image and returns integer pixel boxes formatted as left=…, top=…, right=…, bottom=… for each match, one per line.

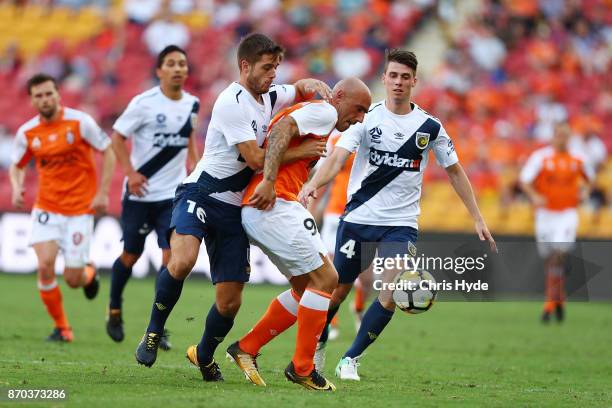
left=415, top=132, right=430, bottom=149
left=156, top=113, right=167, bottom=124
left=72, top=232, right=83, bottom=246
left=369, top=126, right=382, bottom=144
left=32, top=137, right=41, bottom=150
left=66, top=130, right=74, bottom=145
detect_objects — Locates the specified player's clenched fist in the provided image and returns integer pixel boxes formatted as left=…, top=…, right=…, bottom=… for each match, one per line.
left=91, top=192, right=109, bottom=215
left=248, top=179, right=276, bottom=210
left=297, top=182, right=318, bottom=208
left=298, top=138, right=327, bottom=159
left=127, top=170, right=148, bottom=197
left=11, top=187, right=25, bottom=209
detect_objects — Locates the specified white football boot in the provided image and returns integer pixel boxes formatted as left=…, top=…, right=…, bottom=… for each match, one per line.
left=334, top=355, right=362, bottom=381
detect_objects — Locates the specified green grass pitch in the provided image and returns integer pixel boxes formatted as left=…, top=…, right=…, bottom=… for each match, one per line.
left=1, top=273, right=611, bottom=407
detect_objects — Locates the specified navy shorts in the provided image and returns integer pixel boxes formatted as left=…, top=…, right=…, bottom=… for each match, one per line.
left=169, top=184, right=250, bottom=284
left=120, top=198, right=173, bottom=254
left=333, top=220, right=418, bottom=284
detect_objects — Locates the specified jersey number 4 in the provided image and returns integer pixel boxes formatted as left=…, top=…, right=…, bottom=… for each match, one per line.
left=186, top=200, right=206, bottom=223
left=339, top=239, right=356, bottom=259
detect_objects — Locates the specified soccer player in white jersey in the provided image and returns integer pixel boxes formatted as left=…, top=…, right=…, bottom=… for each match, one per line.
left=106, top=45, right=200, bottom=347
left=299, top=49, right=497, bottom=381
left=135, top=33, right=331, bottom=380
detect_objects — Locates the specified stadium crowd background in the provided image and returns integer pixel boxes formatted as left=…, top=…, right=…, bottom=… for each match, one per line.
left=0, top=0, right=610, bottom=238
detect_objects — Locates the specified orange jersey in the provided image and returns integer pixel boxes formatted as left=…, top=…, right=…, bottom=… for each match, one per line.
left=325, top=132, right=355, bottom=215
left=243, top=100, right=338, bottom=204
left=520, top=146, right=593, bottom=211
left=12, top=107, right=111, bottom=215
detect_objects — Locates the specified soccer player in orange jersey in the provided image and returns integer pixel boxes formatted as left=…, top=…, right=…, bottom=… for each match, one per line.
left=224, top=78, right=371, bottom=391
left=520, top=122, right=593, bottom=323
left=9, top=74, right=115, bottom=342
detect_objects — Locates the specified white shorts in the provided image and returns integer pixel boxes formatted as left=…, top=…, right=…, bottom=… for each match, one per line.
left=30, top=208, right=93, bottom=268
left=242, top=199, right=328, bottom=279
left=321, top=213, right=341, bottom=254
left=535, top=208, right=578, bottom=257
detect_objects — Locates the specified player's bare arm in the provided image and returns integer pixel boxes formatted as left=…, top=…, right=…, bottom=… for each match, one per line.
left=298, top=146, right=351, bottom=207
left=445, top=162, right=497, bottom=252
left=293, top=78, right=333, bottom=102
left=91, top=146, right=116, bottom=215
left=8, top=164, right=26, bottom=209
left=187, top=130, right=200, bottom=172
left=520, top=181, right=546, bottom=207
left=237, top=140, right=265, bottom=170
left=248, top=116, right=299, bottom=210
left=111, top=131, right=148, bottom=197
left=237, top=135, right=327, bottom=173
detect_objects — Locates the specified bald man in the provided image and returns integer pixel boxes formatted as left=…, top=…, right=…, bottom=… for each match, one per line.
left=223, top=78, right=371, bottom=391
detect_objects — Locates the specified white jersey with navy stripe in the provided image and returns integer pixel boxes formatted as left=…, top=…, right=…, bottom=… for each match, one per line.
left=184, top=82, right=296, bottom=206
left=113, top=86, right=200, bottom=202
left=336, top=101, right=458, bottom=228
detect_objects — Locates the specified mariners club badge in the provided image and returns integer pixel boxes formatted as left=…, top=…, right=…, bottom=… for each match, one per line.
left=415, top=132, right=430, bottom=149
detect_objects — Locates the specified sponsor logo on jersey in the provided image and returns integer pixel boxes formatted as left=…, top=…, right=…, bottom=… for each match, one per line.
left=416, top=132, right=430, bottom=149
left=369, top=147, right=421, bottom=171
left=40, top=153, right=79, bottom=168
left=394, top=132, right=405, bottom=139
left=369, top=126, right=382, bottom=144
left=48, top=133, right=57, bottom=142
left=153, top=133, right=190, bottom=148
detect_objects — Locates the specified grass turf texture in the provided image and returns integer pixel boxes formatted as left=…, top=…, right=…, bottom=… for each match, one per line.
left=0, top=273, right=611, bottom=407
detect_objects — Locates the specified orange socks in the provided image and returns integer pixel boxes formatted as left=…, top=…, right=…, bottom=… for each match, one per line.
left=292, top=289, right=331, bottom=376
left=83, top=264, right=95, bottom=286
left=239, top=289, right=301, bottom=356
left=544, top=270, right=565, bottom=311
left=38, top=280, right=70, bottom=329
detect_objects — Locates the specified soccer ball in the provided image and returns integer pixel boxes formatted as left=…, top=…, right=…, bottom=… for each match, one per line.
left=392, top=269, right=437, bottom=314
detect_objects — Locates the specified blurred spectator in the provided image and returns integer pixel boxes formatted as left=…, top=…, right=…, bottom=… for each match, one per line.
left=0, top=126, right=13, bottom=169
left=467, top=25, right=507, bottom=71
left=569, top=132, right=608, bottom=173
left=143, top=2, right=190, bottom=56
left=124, top=0, right=162, bottom=24
left=533, top=94, right=567, bottom=142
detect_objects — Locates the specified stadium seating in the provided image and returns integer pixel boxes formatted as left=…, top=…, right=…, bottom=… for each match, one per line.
left=0, top=0, right=609, bottom=238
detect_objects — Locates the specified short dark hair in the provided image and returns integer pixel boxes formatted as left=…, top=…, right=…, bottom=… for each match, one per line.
left=384, top=49, right=418, bottom=73
left=157, top=45, right=188, bottom=68
left=237, top=33, right=284, bottom=70
left=27, top=73, right=58, bottom=95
